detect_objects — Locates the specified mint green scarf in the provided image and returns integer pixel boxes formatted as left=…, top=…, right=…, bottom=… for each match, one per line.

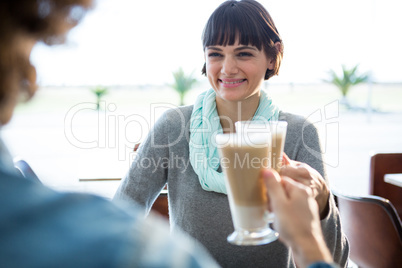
left=189, top=88, right=280, bottom=194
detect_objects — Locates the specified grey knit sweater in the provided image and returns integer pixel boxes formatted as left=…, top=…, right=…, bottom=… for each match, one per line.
left=114, top=105, right=349, bottom=268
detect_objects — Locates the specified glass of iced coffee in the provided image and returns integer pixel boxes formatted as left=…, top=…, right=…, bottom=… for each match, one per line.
left=216, top=132, right=278, bottom=246
left=234, top=120, right=288, bottom=225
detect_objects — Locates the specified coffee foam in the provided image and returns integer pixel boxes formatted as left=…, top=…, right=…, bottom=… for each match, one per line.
left=215, top=133, right=270, bottom=149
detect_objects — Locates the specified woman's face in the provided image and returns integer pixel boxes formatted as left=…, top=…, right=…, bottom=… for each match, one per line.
left=204, top=40, right=274, bottom=103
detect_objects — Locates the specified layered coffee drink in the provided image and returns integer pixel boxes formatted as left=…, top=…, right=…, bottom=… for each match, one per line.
left=217, top=133, right=271, bottom=233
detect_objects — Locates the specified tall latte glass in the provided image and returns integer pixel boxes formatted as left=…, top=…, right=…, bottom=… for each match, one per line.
left=235, top=120, right=288, bottom=223
left=216, top=133, right=278, bottom=246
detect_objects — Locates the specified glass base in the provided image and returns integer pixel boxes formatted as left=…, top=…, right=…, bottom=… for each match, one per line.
left=227, top=227, right=278, bottom=246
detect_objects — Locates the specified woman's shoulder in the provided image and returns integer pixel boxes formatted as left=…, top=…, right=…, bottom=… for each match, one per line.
left=279, top=110, right=308, bottom=125
left=152, top=105, right=193, bottom=141
left=163, top=105, right=194, bottom=123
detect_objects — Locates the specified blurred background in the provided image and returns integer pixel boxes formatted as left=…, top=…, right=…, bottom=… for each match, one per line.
left=2, top=0, right=402, bottom=198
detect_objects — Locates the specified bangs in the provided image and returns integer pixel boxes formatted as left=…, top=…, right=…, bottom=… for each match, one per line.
left=202, top=1, right=279, bottom=51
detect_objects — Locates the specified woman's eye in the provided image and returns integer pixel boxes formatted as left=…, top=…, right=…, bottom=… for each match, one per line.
left=238, top=52, right=253, bottom=57
left=208, top=52, right=222, bottom=57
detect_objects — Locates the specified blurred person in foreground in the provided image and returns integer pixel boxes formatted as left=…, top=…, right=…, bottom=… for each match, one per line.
left=0, top=0, right=218, bottom=267
left=0, top=0, right=341, bottom=267
left=114, top=0, right=349, bottom=267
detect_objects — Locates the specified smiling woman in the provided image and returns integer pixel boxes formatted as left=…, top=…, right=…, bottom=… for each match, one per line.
left=113, top=1, right=350, bottom=267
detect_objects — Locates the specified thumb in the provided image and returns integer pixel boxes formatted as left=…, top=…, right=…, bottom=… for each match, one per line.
left=282, top=153, right=291, bottom=166
left=262, top=169, right=287, bottom=208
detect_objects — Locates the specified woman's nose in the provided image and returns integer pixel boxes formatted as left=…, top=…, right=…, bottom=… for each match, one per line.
left=221, top=57, right=238, bottom=75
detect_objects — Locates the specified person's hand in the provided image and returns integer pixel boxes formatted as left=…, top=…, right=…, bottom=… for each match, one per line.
left=280, top=154, right=330, bottom=219
left=262, top=169, right=333, bottom=268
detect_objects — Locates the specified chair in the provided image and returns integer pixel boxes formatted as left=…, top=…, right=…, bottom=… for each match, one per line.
left=369, top=152, right=402, bottom=219
left=14, top=158, right=41, bottom=184
left=334, top=191, right=402, bottom=268
left=151, top=190, right=169, bottom=220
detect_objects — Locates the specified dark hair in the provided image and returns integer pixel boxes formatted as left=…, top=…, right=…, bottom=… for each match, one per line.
left=201, top=0, right=283, bottom=80
left=0, top=0, right=92, bottom=121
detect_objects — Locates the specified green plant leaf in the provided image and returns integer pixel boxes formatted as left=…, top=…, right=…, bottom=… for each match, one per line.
left=324, top=64, right=369, bottom=98
left=171, top=67, right=197, bottom=105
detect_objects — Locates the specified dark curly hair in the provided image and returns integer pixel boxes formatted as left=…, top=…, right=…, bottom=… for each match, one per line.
left=201, top=0, right=283, bottom=80
left=0, top=0, right=93, bottom=123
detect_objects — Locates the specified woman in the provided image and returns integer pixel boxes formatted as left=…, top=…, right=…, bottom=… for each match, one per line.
left=114, top=0, right=349, bottom=267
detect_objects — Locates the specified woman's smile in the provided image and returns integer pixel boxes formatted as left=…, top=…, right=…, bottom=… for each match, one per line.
left=219, top=78, right=247, bottom=88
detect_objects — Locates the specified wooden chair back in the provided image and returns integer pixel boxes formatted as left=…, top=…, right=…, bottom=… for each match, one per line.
left=369, top=152, right=402, bottom=219
left=151, top=191, right=168, bottom=220
left=334, top=192, right=402, bottom=268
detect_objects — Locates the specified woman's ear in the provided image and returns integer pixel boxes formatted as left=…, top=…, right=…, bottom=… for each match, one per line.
left=267, top=41, right=282, bottom=70
left=274, top=41, right=282, bottom=54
